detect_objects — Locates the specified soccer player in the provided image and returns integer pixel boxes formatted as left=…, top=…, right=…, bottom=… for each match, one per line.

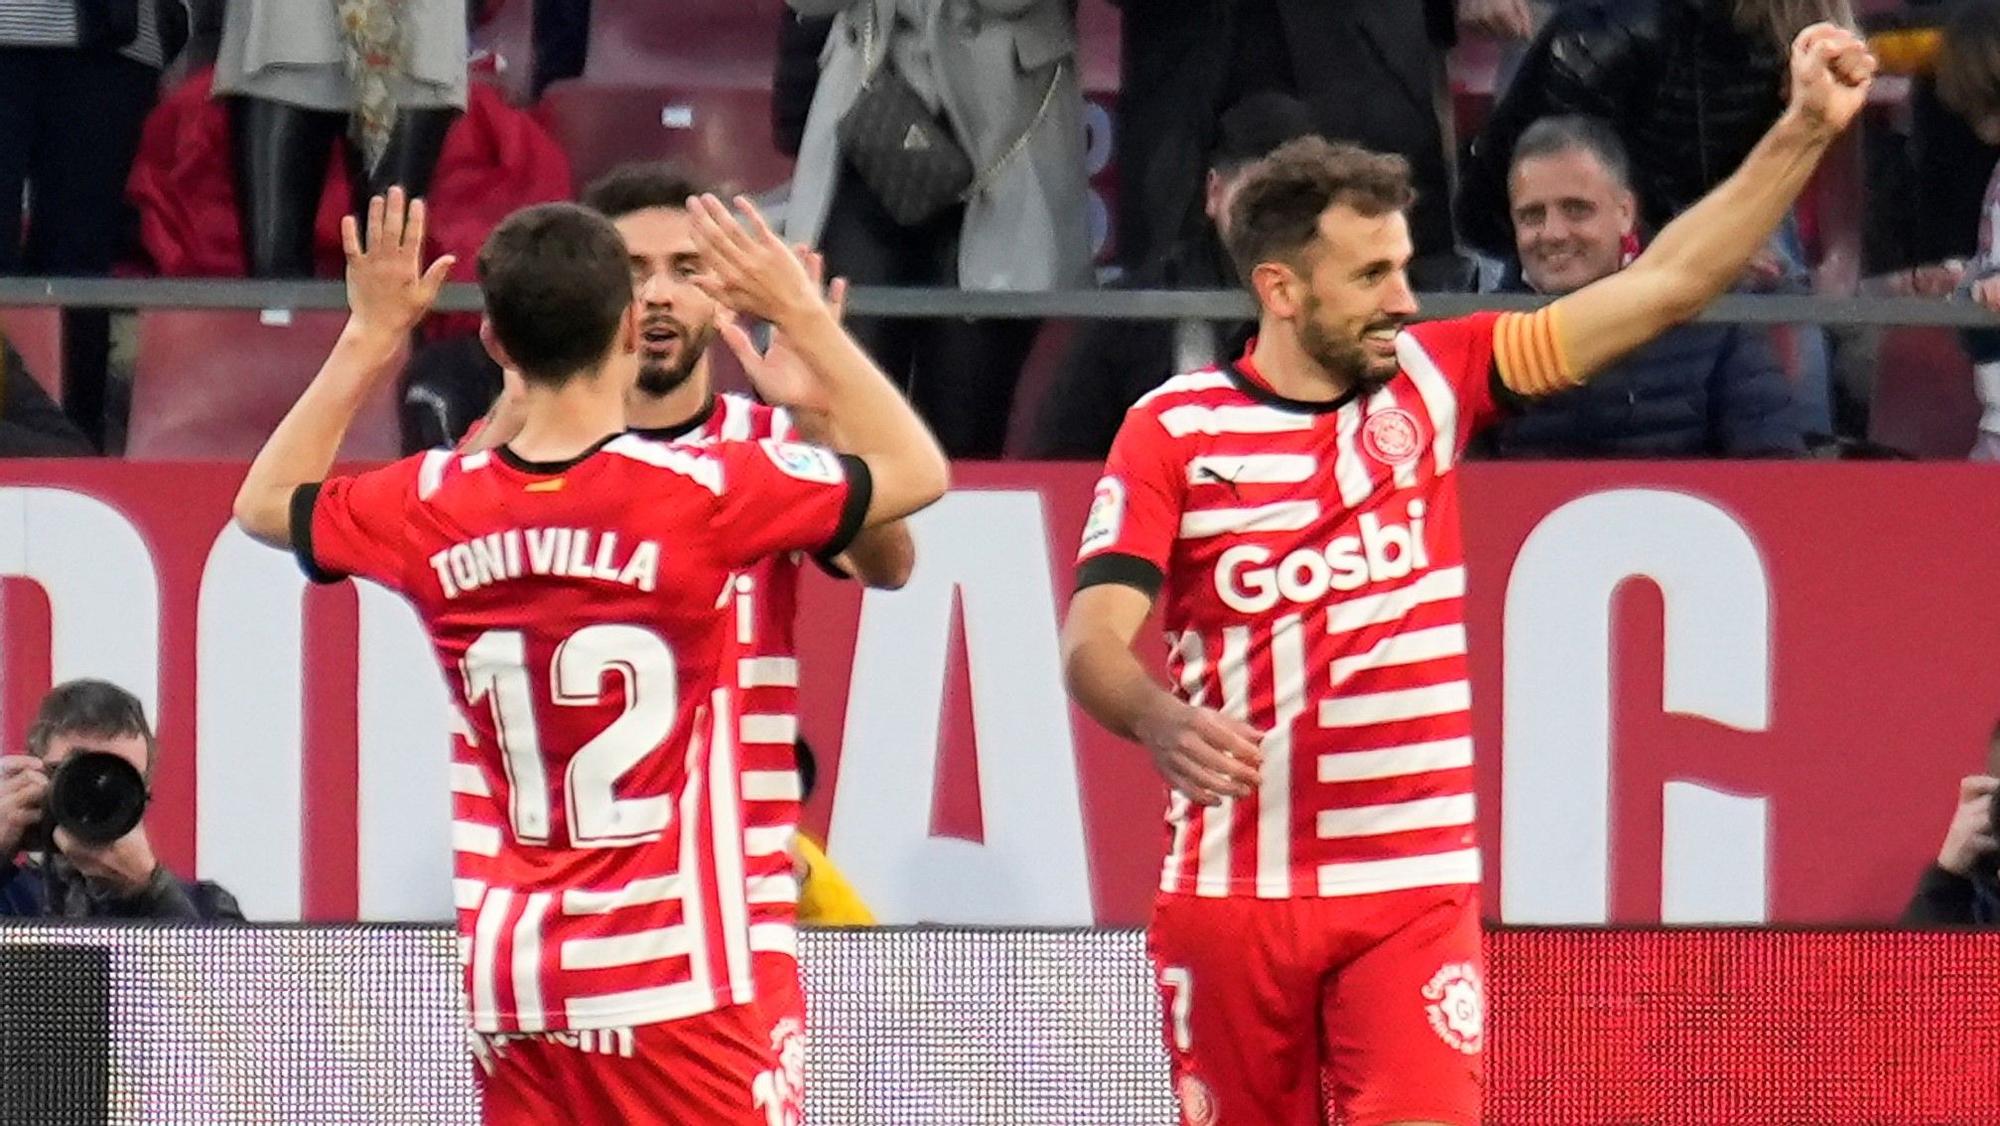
left=231, top=189, right=949, bottom=1124
left=1059, top=24, right=1873, bottom=1126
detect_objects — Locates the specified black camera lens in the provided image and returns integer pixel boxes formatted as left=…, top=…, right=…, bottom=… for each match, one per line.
left=47, top=752, right=148, bottom=846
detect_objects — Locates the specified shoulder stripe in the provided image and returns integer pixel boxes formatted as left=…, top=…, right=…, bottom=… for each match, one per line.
left=1395, top=334, right=1459, bottom=474
left=1132, top=369, right=1235, bottom=409
left=417, top=448, right=454, bottom=500
left=1158, top=403, right=1314, bottom=438
left=603, top=435, right=725, bottom=495
left=719, top=395, right=754, bottom=441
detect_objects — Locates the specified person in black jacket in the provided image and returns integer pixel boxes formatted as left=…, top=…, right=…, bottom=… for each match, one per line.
left=1903, top=722, right=2000, bottom=926
left=0, top=680, right=241, bottom=921
left=0, top=340, right=93, bottom=457
left=1474, top=114, right=1802, bottom=458
left=1024, top=92, right=1317, bottom=460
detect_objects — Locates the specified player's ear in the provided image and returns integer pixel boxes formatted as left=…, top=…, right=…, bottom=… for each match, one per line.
left=478, top=319, right=517, bottom=372
left=1250, top=261, right=1303, bottom=320
left=616, top=300, right=641, bottom=356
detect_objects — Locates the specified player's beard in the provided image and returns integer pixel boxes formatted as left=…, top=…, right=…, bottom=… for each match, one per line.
left=635, top=316, right=716, bottom=398
left=1299, top=293, right=1402, bottom=394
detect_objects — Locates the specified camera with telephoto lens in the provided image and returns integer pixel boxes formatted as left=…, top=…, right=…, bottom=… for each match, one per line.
left=20, top=751, right=150, bottom=852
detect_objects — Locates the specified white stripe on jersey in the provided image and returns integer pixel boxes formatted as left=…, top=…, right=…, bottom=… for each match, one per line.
left=1328, top=625, right=1468, bottom=687
left=705, top=689, right=755, bottom=1005
left=560, top=925, right=695, bottom=970
left=769, top=406, right=794, bottom=441
left=741, top=714, right=798, bottom=745
left=742, top=771, right=802, bottom=802
left=1186, top=453, right=1317, bottom=485
left=1319, top=681, right=1472, bottom=729
left=746, top=873, right=801, bottom=904
left=1318, top=848, right=1481, bottom=897
left=1134, top=369, right=1234, bottom=409
left=1199, top=627, right=1252, bottom=896
left=1158, top=403, right=1315, bottom=438
left=1331, top=401, right=1375, bottom=508
left=719, top=395, right=755, bottom=440
left=1160, top=631, right=1206, bottom=893
left=739, top=656, right=799, bottom=688
left=450, top=762, right=489, bottom=796
left=1178, top=501, right=1321, bottom=540
left=1325, top=567, right=1467, bottom=635
left=417, top=448, right=454, bottom=499
left=601, top=435, right=725, bottom=494
left=471, top=890, right=513, bottom=1023
left=745, top=825, right=795, bottom=858
left=1369, top=389, right=1420, bottom=489
left=562, top=874, right=683, bottom=914
left=1316, top=794, right=1476, bottom=839
left=566, top=981, right=717, bottom=1028
left=460, top=451, right=493, bottom=471
left=1317, top=737, right=1475, bottom=783
left=1396, top=333, right=1461, bottom=474
left=749, top=923, right=799, bottom=956
left=1259, top=615, right=1306, bottom=898
left=453, top=821, right=502, bottom=857
left=511, top=893, right=553, bottom=1031
left=454, top=879, right=487, bottom=911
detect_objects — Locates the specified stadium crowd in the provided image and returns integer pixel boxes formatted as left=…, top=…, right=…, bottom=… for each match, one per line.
left=0, top=0, right=1994, bottom=462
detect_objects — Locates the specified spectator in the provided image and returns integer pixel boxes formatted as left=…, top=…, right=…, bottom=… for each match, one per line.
left=212, top=0, right=468, bottom=278
left=1024, top=92, right=1318, bottom=460
left=782, top=0, right=1093, bottom=460
left=773, top=8, right=835, bottom=159
left=0, top=679, right=241, bottom=920
left=1474, top=115, right=1802, bottom=458
left=791, top=739, right=873, bottom=927
left=0, top=338, right=93, bottom=457
left=1903, top=721, right=2000, bottom=926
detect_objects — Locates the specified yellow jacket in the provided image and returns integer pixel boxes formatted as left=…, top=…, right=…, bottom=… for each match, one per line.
left=795, top=835, right=875, bottom=926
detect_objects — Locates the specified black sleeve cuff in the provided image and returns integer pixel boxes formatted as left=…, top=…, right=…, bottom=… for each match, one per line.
left=289, top=483, right=345, bottom=585
left=810, top=550, right=855, bottom=581
left=822, top=454, right=874, bottom=559
left=1075, top=552, right=1164, bottom=599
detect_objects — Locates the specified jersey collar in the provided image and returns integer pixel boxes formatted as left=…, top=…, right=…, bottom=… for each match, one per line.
left=1229, top=337, right=1362, bottom=415
left=495, top=433, right=622, bottom=475
left=626, top=394, right=720, bottom=443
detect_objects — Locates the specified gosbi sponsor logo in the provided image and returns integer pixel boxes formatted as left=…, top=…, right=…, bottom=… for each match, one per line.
left=1213, top=501, right=1430, bottom=613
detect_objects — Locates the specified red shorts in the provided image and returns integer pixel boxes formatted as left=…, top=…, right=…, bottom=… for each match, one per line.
left=1147, top=887, right=1484, bottom=1126
left=473, top=997, right=803, bottom=1126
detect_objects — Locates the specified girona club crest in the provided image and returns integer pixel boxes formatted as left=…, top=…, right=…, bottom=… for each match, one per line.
left=1361, top=406, right=1424, bottom=468
left=1422, top=961, right=1486, bottom=1055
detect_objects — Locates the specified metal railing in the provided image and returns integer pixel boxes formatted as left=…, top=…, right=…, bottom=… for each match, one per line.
left=2, top=277, right=1999, bottom=327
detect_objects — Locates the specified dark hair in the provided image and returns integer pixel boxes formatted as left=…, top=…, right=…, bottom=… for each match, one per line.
left=1222, top=136, right=1415, bottom=279
left=26, top=679, right=155, bottom=775
left=580, top=162, right=717, bottom=221
left=794, top=737, right=819, bottom=801
left=1210, top=92, right=1320, bottom=174
left=1510, top=115, right=1634, bottom=190
left=476, top=203, right=635, bottom=385
left=1939, top=0, right=2000, bottom=124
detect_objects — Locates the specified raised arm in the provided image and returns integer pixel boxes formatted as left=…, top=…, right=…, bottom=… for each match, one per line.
left=1502, top=23, right=1875, bottom=397
left=232, top=189, right=454, bottom=546
left=688, top=194, right=950, bottom=528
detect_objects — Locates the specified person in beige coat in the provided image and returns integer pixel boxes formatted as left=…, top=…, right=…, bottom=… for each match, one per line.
left=783, top=0, right=1092, bottom=458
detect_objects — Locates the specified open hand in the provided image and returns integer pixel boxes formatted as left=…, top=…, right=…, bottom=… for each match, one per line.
left=1786, top=23, right=1876, bottom=137
left=1939, top=775, right=1999, bottom=877
left=55, top=822, right=160, bottom=899
left=716, top=246, right=849, bottom=415
left=0, top=756, right=47, bottom=858
left=342, top=186, right=457, bottom=339
left=685, top=194, right=826, bottom=328
left=1134, top=697, right=1265, bottom=807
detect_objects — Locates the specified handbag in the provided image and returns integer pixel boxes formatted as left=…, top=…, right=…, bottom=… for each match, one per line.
left=75, top=0, right=140, bottom=50
left=835, top=3, right=1064, bottom=228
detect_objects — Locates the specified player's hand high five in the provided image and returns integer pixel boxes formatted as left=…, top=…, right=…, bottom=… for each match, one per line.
left=685, top=194, right=824, bottom=329
left=715, top=244, right=850, bottom=418
left=342, top=186, right=457, bottom=341
left=1787, top=22, right=1876, bottom=138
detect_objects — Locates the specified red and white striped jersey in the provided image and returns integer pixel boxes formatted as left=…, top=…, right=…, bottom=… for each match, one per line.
left=1078, top=313, right=1514, bottom=901
left=638, top=393, right=812, bottom=962
left=295, top=432, right=871, bottom=1033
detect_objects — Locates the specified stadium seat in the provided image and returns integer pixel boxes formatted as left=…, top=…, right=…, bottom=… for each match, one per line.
left=0, top=306, right=64, bottom=400
left=583, top=0, right=789, bottom=86
left=127, top=310, right=403, bottom=461
left=535, top=81, right=794, bottom=198
left=1869, top=326, right=1980, bottom=459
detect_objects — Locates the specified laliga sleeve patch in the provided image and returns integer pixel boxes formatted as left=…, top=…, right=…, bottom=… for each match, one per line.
left=1079, top=476, right=1126, bottom=557
left=759, top=439, right=845, bottom=485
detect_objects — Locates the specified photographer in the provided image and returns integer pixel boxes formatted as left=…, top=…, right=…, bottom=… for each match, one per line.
left=0, top=679, right=240, bottom=920
left=1904, top=720, right=2000, bottom=925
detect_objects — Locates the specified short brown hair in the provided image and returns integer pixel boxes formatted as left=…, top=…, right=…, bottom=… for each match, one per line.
left=1222, top=137, right=1415, bottom=280
left=27, top=679, right=156, bottom=775
left=580, top=162, right=716, bottom=221
left=1939, top=1, right=2000, bottom=124
left=476, top=203, right=634, bottom=386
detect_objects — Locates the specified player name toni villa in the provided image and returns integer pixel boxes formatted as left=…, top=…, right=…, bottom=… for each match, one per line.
left=427, top=528, right=663, bottom=599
